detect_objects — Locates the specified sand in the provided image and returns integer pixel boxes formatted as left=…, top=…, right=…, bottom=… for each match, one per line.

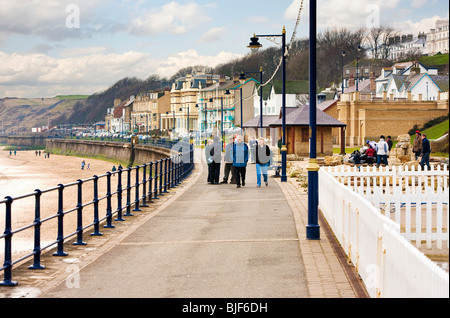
left=0, top=148, right=134, bottom=262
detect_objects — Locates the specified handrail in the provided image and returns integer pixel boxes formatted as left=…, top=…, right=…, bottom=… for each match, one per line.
left=1, top=142, right=194, bottom=286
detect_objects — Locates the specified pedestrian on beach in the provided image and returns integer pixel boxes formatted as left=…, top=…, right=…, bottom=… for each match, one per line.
left=39, top=150, right=41, bottom=156
left=47, top=152, right=50, bottom=158
left=413, top=130, right=422, bottom=160
left=376, top=135, right=389, bottom=167
left=81, top=160, right=85, bottom=170
left=221, top=136, right=236, bottom=184
left=419, top=133, right=431, bottom=171
left=233, top=135, right=249, bottom=188
left=87, top=163, right=90, bottom=170
left=255, top=137, right=271, bottom=187
left=112, top=165, right=116, bottom=176
left=35, top=150, right=38, bottom=156
left=249, top=136, right=257, bottom=163
left=14, top=150, right=16, bottom=156
left=9, top=150, right=12, bottom=156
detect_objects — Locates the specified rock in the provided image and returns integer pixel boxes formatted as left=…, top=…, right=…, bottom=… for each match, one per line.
left=324, top=155, right=342, bottom=166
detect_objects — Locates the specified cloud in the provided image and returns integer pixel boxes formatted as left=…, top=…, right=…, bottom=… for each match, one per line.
left=0, top=0, right=119, bottom=42
left=156, top=49, right=243, bottom=78
left=285, top=0, right=402, bottom=30
left=198, top=27, right=228, bottom=43
left=392, top=15, right=445, bottom=35
left=128, top=2, right=210, bottom=36
left=0, top=48, right=243, bottom=97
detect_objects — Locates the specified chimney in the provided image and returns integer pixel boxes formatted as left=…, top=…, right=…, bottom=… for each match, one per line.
left=370, top=72, right=376, bottom=92
left=348, top=74, right=355, bottom=88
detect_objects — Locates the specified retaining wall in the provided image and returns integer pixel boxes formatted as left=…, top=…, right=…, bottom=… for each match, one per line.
left=45, top=139, right=171, bottom=166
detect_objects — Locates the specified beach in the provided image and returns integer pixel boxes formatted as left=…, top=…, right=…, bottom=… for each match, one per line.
left=0, top=147, right=125, bottom=262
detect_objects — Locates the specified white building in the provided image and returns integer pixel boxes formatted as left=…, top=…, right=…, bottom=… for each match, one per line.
left=253, top=80, right=308, bottom=117
left=375, top=61, right=447, bottom=101
left=389, top=37, right=427, bottom=60
left=426, top=19, right=449, bottom=55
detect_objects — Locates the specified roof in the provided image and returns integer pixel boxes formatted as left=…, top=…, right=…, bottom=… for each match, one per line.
left=269, top=105, right=346, bottom=127
left=242, top=115, right=280, bottom=128
left=257, top=80, right=309, bottom=100
left=317, top=99, right=337, bottom=112
left=344, top=78, right=373, bottom=93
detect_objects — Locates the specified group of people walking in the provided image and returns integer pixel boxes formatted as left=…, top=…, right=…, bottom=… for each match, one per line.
left=206, top=135, right=272, bottom=188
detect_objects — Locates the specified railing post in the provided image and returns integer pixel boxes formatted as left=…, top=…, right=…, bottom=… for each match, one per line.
left=133, top=165, right=142, bottom=212
left=91, top=175, right=103, bottom=236
left=29, top=189, right=45, bottom=270
left=159, top=159, right=164, bottom=196
left=104, top=172, right=115, bottom=228
left=148, top=162, right=154, bottom=203
left=154, top=161, right=159, bottom=200
left=169, top=156, right=175, bottom=188
left=124, top=167, right=133, bottom=216
left=115, top=167, right=125, bottom=221
left=0, top=196, right=18, bottom=286
left=141, top=164, right=149, bottom=207
left=53, top=184, right=68, bottom=256
left=163, top=158, right=169, bottom=193
left=73, top=179, right=87, bottom=246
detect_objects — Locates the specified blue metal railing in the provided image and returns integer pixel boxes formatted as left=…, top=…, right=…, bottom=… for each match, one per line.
left=0, top=143, right=194, bottom=286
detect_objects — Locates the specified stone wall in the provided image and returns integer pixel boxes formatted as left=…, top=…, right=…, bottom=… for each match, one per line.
left=45, top=139, right=171, bottom=166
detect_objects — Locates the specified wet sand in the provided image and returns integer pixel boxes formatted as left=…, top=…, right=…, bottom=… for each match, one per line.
left=0, top=148, right=127, bottom=262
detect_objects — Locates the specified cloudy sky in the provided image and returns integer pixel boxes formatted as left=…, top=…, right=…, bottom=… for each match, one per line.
left=0, top=0, right=448, bottom=98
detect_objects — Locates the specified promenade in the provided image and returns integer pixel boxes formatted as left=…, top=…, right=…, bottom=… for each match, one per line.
left=1, top=148, right=368, bottom=299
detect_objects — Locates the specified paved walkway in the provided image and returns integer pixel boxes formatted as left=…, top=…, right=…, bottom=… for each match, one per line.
left=1, top=149, right=368, bottom=299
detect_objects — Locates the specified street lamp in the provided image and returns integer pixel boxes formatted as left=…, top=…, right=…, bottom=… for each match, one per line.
left=248, top=27, right=287, bottom=182
left=179, top=105, right=190, bottom=136
left=306, top=0, right=320, bottom=240
left=356, top=45, right=361, bottom=92
left=341, top=50, right=346, bottom=94
left=239, top=68, right=264, bottom=138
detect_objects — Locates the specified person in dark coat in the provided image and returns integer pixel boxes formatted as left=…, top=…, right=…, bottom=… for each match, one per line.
left=210, top=136, right=222, bottom=184
left=419, top=133, right=431, bottom=171
left=255, top=137, right=271, bottom=187
left=233, top=135, right=249, bottom=188
left=205, top=139, right=214, bottom=184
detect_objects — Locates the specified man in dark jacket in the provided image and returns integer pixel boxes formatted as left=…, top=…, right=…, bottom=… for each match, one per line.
left=419, top=133, right=431, bottom=171
left=209, top=136, right=222, bottom=184
left=233, top=135, right=249, bottom=188
left=221, top=136, right=236, bottom=184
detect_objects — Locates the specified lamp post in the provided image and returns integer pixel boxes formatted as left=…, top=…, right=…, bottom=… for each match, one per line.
left=239, top=69, right=263, bottom=137
left=179, top=105, right=190, bottom=136
left=356, top=45, right=361, bottom=92
left=247, top=27, right=287, bottom=182
left=195, top=99, right=208, bottom=146
left=306, top=0, right=320, bottom=240
left=341, top=50, right=346, bottom=94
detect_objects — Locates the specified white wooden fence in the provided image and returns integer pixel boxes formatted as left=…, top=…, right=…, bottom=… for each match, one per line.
left=319, top=165, right=449, bottom=298
left=325, top=164, right=449, bottom=249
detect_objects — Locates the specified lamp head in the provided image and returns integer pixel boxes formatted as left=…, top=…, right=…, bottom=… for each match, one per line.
left=239, top=72, right=246, bottom=85
left=247, top=34, right=262, bottom=53
left=342, top=50, right=346, bottom=56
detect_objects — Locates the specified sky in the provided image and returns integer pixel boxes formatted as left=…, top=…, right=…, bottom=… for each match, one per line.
left=0, top=0, right=448, bottom=98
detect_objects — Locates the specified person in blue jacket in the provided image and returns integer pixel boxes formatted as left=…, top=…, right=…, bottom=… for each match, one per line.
left=419, top=133, right=431, bottom=171
left=233, top=135, right=249, bottom=188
